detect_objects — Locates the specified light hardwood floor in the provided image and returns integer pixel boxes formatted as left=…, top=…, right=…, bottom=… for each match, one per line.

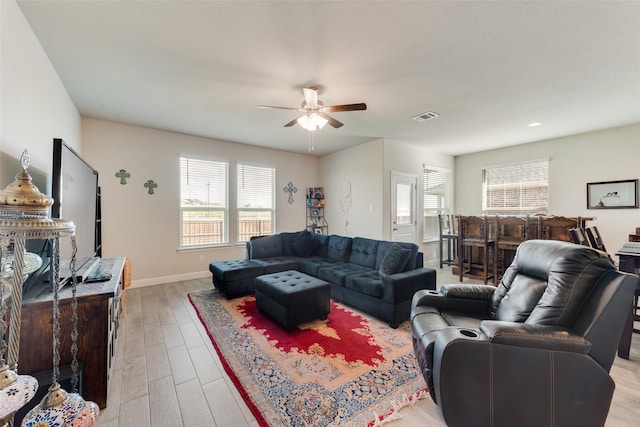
left=96, top=267, right=640, bottom=426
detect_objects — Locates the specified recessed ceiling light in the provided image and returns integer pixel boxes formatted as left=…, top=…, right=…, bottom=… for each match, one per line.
left=528, top=122, right=542, bottom=127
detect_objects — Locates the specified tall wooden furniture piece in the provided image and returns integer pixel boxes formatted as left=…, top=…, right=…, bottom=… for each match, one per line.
left=458, top=215, right=495, bottom=284
left=615, top=242, right=640, bottom=359
left=20, top=257, right=127, bottom=409
left=538, top=216, right=580, bottom=242
left=570, top=227, right=589, bottom=246
left=585, top=226, right=607, bottom=252
left=438, top=214, right=458, bottom=268
left=493, top=216, right=529, bottom=282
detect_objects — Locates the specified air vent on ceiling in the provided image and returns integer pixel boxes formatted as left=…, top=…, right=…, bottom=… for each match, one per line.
left=412, top=111, right=439, bottom=122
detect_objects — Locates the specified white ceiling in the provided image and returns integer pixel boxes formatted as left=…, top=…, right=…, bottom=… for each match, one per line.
left=17, top=1, right=640, bottom=156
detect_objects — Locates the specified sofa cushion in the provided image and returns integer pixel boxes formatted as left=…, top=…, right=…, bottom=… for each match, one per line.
left=248, top=234, right=283, bottom=259
left=251, top=257, right=300, bottom=274
left=379, top=243, right=412, bottom=276
left=318, top=262, right=372, bottom=287
left=345, top=270, right=384, bottom=298
left=327, top=235, right=353, bottom=261
left=310, top=233, right=330, bottom=257
left=348, top=237, right=379, bottom=268
left=297, top=257, right=344, bottom=276
left=209, top=259, right=264, bottom=281
left=376, top=241, right=419, bottom=272
left=291, top=230, right=319, bottom=257
left=280, top=231, right=302, bottom=256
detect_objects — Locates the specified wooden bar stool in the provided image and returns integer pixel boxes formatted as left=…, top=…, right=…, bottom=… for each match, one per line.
left=493, top=216, right=529, bottom=282
left=438, top=214, right=458, bottom=268
left=458, top=215, right=495, bottom=284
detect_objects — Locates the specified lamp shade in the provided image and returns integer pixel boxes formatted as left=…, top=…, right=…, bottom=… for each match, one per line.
left=297, top=113, right=328, bottom=131
left=0, top=365, right=38, bottom=420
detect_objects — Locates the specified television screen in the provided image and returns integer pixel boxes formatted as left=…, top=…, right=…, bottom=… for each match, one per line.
left=51, top=138, right=100, bottom=273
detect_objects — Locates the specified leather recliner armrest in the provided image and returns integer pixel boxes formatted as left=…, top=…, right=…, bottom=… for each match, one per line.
left=440, top=284, right=496, bottom=300
left=480, top=320, right=592, bottom=353
left=411, top=287, right=493, bottom=317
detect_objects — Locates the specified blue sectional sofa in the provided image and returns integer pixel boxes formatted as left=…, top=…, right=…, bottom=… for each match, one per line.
left=209, top=231, right=437, bottom=327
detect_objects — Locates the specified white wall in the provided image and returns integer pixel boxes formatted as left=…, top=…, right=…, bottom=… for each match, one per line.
left=455, top=123, right=640, bottom=259
left=320, top=139, right=384, bottom=239
left=0, top=0, right=80, bottom=183
left=82, top=118, right=320, bottom=286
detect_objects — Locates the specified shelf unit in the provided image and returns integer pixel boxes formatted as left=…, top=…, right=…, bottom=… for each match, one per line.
left=306, top=186, right=328, bottom=235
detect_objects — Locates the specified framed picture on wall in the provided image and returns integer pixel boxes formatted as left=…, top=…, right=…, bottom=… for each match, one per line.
left=587, top=179, right=639, bottom=209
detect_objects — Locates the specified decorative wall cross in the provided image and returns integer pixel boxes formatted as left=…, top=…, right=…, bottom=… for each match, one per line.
left=144, top=180, right=157, bottom=195
left=283, top=182, right=297, bottom=204
left=115, top=169, right=130, bottom=185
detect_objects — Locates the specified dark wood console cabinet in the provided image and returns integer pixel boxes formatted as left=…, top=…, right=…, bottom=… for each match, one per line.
left=18, top=256, right=126, bottom=408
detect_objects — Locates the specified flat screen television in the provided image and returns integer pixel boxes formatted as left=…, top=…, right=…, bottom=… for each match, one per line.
left=51, top=138, right=101, bottom=275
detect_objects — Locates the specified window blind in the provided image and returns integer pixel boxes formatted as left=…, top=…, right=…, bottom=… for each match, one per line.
left=483, top=160, right=549, bottom=215
left=180, top=157, right=228, bottom=246
left=237, top=164, right=275, bottom=241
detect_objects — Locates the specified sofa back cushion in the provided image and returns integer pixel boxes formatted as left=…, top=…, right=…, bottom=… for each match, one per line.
left=280, top=231, right=301, bottom=256
left=327, top=235, right=353, bottom=261
left=290, top=230, right=320, bottom=257
left=248, top=234, right=283, bottom=259
left=492, top=240, right=616, bottom=327
left=310, top=233, right=330, bottom=257
left=375, top=241, right=419, bottom=272
left=348, top=237, right=379, bottom=268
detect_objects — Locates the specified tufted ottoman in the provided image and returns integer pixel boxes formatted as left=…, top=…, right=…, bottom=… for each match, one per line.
left=255, top=270, right=331, bottom=331
left=209, top=259, right=264, bottom=299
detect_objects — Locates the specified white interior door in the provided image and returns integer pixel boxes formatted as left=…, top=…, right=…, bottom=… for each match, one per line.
left=391, top=172, right=417, bottom=243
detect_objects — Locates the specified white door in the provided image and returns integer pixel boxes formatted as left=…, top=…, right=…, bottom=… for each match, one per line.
left=391, top=172, right=417, bottom=243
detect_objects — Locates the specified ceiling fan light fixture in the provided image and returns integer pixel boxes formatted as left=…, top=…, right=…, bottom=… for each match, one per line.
left=297, top=113, right=328, bottom=131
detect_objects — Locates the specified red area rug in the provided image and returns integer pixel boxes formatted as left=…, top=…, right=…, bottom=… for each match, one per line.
left=188, top=289, right=428, bottom=426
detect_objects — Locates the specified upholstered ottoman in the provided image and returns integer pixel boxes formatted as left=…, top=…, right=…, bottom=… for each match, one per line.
left=209, top=259, right=264, bottom=299
left=255, top=270, right=330, bottom=331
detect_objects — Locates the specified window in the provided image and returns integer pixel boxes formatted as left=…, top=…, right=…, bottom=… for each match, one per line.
left=423, top=167, right=451, bottom=241
left=237, top=164, right=275, bottom=242
left=482, top=160, right=549, bottom=215
left=180, top=157, right=228, bottom=247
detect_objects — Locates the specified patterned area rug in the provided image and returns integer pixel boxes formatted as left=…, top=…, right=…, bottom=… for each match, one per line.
left=188, top=288, right=429, bottom=427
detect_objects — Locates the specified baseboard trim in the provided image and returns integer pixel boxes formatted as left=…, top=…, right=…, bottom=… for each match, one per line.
left=130, top=270, right=210, bottom=288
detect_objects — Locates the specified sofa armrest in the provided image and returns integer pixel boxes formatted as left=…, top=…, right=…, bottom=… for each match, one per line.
left=411, top=286, right=493, bottom=317
left=381, top=268, right=436, bottom=303
left=480, top=320, right=591, bottom=354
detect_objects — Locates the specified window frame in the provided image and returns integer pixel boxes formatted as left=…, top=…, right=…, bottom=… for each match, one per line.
left=423, top=166, right=452, bottom=242
left=236, top=163, right=276, bottom=243
left=179, top=156, right=229, bottom=248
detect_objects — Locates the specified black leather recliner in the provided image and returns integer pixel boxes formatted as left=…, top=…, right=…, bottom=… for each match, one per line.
left=410, top=239, right=637, bottom=427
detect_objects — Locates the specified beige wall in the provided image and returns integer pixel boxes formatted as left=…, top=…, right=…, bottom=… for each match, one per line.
left=383, top=141, right=454, bottom=262
left=1, top=0, right=80, bottom=182
left=320, top=139, right=384, bottom=239
left=82, top=118, right=320, bottom=286
left=455, top=122, right=640, bottom=259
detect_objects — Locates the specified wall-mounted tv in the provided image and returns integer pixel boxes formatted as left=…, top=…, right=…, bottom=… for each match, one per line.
left=51, top=138, right=101, bottom=274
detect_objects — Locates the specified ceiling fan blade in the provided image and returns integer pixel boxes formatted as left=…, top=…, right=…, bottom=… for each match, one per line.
left=319, top=113, right=343, bottom=128
left=303, top=87, right=319, bottom=107
left=284, top=117, right=300, bottom=127
left=258, top=105, right=302, bottom=111
left=323, top=103, right=367, bottom=113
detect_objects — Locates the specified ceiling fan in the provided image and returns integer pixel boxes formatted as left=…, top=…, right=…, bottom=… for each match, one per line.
left=258, top=87, right=367, bottom=131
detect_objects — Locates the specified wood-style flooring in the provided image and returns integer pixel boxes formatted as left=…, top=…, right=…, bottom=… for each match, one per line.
left=96, top=267, right=640, bottom=426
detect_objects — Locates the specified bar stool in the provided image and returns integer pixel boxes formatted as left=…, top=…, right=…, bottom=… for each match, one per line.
left=458, top=215, right=495, bottom=284
left=438, top=214, right=458, bottom=268
left=538, top=216, right=580, bottom=242
left=493, top=216, right=529, bottom=282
